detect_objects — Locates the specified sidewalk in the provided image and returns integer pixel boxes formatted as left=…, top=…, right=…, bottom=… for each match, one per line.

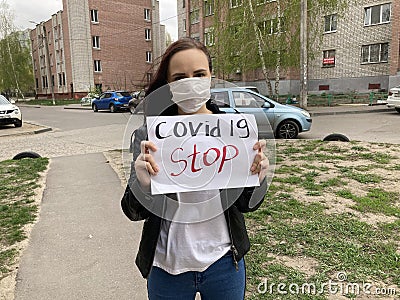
left=61, top=102, right=394, bottom=116
left=307, top=103, right=392, bottom=116
left=14, top=153, right=147, bottom=300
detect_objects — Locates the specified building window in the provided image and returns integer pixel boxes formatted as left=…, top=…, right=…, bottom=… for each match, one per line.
left=42, top=76, right=48, bottom=88
left=230, top=0, right=242, bottom=8
left=95, top=83, right=102, bottom=92
left=94, top=60, right=102, bottom=72
left=190, top=9, right=199, bottom=24
left=183, top=19, right=186, bottom=32
left=324, top=14, right=337, bottom=33
left=368, top=83, right=381, bottom=90
left=322, top=49, right=336, bottom=67
left=147, top=72, right=152, bottom=83
left=204, top=28, right=215, bottom=46
left=51, top=75, right=55, bottom=87
left=361, top=43, right=388, bottom=63
left=92, top=36, right=100, bottom=49
left=58, top=72, right=66, bottom=86
left=204, top=0, right=214, bottom=16
left=144, top=8, right=151, bottom=21
left=36, top=78, right=39, bottom=89
left=90, top=9, right=99, bottom=23
left=145, top=28, right=151, bottom=41
left=146, top=51, right=152, bottom=63
left=258, top=18, right=283, bottom=35
left=364, top=3, right=391, bottom=26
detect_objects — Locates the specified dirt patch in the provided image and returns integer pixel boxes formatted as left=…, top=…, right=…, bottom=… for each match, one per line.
left=264, top=253, right=319, bottom=278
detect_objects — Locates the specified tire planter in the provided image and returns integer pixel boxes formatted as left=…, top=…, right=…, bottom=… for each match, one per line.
left=322, top=133, right=350, bottom=142
left=13, top=151, right=42, bottom=160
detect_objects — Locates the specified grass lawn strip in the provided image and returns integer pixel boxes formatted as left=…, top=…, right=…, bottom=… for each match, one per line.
left=0, top=158, right=48, bottom=294
left=245, top=140, right=400, bottom=299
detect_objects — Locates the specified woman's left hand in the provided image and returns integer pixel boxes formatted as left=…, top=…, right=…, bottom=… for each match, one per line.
left=250, top=140, right=269, bottom=182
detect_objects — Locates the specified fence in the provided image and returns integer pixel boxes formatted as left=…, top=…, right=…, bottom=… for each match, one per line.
left=279, top=92, right=388, bottom=107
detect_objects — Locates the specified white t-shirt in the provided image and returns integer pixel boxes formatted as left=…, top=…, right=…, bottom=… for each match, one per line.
left=153, top=190, right=231, bottom=275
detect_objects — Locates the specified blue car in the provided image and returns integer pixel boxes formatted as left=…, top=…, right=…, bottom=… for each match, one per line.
left=92, top=91, right=132, bottom=113
left=210, top=88, right=312, bottom=139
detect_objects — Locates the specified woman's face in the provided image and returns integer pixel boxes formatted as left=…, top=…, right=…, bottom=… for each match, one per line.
left=167, top=48, right=211, bottom=83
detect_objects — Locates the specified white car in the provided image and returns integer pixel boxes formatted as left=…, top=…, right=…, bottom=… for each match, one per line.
left=0, top=95, right=22, bottom=127
left=387, top=85, right=400, bottom=113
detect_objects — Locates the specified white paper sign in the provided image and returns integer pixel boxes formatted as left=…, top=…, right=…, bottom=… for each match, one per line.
left=146, top=114, right=259, bottom=194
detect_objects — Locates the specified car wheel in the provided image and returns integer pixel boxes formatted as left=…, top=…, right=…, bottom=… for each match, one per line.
left=395, top=108, right=400, bottom=113
left=323, top=133, right=350, bottom=142
left=276, top=120, right=299, bottom=139
left=92, top=104, right=98, bottom=112
left=14, top=119, right=22, bottom=127
left=13, top=151, right=41, bottom=160
left=110, top=104, right=116, bottom=113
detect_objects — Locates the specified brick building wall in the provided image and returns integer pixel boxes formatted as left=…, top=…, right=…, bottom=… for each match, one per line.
left=177, top=0, right=400, bottom=94
left=31, top=0, right=163, bottom=99
left=308, top=0, right=393, bottom=92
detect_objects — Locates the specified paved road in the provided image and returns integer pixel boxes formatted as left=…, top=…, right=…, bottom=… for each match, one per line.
left=0, top=107, right=144, bottom=161
left=302, top=108, right=400, bottom=144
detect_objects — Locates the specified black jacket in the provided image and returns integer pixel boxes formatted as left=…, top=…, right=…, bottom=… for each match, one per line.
left=121, top=103, right=268, bottom=278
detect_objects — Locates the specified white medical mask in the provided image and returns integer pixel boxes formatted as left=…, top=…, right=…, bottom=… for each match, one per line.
left=169, top=77, right=211, bottom=113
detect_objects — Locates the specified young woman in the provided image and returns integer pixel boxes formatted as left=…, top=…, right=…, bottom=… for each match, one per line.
left=121, top=38, right=269, bottom=299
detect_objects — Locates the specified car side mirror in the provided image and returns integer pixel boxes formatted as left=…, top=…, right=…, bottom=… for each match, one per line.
left=263, top=102, right=274, bottom=108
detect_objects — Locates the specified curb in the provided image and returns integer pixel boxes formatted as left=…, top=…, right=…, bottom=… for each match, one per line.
left=0, top=121, right=52, bottom=138
left=310, top=107, right=393, bottom=117
left=64, top=106, right=92, bottom=110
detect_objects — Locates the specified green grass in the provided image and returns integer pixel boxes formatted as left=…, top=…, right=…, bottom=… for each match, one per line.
left=245, top=140, right=400, bottom=299
left=337, top=188, right=400, bottom=217
left=19, top=99, right=79, bottom=106
left=0, top=158, right=48, bottom=279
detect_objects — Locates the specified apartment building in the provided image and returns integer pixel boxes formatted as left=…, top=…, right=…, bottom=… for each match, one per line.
left=30, top=0, right=166, bottom=99
left=177, top=0, right=400, bottom=94
left=309, top=0, right=399, bottom=93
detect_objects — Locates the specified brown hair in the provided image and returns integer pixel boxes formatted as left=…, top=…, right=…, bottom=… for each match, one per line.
left=146, top=38, right=212, bottom=96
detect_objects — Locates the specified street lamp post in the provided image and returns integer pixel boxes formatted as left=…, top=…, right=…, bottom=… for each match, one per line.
left=30, top=21, right=55, bottom=105
left=300, top=0, right=308, bottom=109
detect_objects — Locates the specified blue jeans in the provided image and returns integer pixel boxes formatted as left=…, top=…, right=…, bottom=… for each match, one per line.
left=147, top=252, right=246, bottom=300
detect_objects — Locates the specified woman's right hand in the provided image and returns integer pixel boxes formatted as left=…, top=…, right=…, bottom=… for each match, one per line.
left=135, top=141, right=159, bottom=189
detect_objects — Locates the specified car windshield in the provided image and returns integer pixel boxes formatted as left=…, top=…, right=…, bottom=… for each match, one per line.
left=0, top=96, right=10, bottom=105
left=118, top=92, right=130, bottom=97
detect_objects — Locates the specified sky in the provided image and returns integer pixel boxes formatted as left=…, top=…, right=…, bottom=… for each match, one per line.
left=7, top=0, right=178, bottom=41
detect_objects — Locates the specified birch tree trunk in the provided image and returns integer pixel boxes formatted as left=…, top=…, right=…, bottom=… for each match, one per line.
left=274, top=0, right=281, bottom=98
left=247, top=0, right=274, bottom=96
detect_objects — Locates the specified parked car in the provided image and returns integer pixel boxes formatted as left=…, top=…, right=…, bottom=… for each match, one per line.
left=92, top=91, right=132, bottom=112
left=80, top=94, right=97, bottom=106
left=210, top=87, right=312, bottom=139
left=0, top=95, right=22, bottom=127
left=387, top=85, right=400, bottom=113
left=128, top=90, right=145, bottom=113
left=240, top=86, right=260, bottom=93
